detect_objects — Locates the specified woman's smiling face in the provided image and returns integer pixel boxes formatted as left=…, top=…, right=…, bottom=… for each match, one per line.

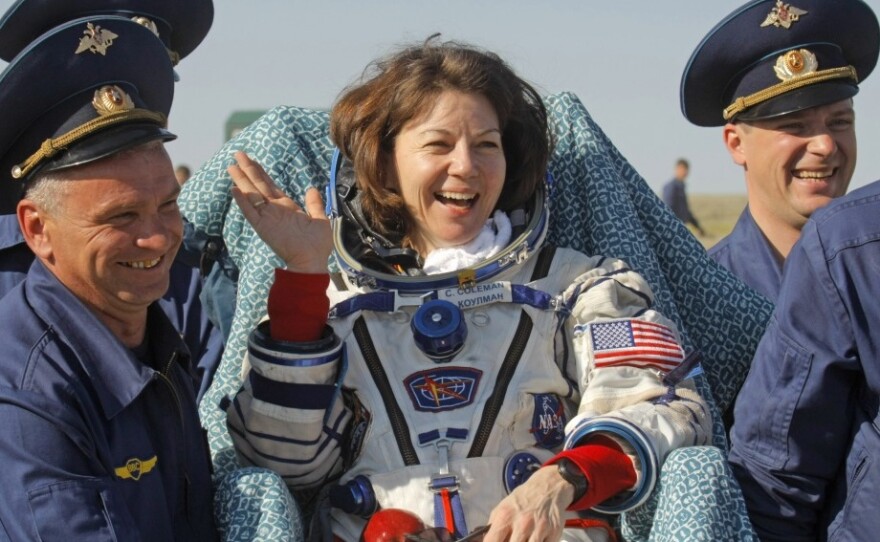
left=386, top=90, right=506, bottom=256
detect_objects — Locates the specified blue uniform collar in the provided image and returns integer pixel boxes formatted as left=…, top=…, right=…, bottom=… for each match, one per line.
left=738, top=207, right=783, bottom=274
left=714, top=206, right=783, bottom=301
left=0, top=214, right=24, bottom=251
left=24, top=259, right=189, bottom=419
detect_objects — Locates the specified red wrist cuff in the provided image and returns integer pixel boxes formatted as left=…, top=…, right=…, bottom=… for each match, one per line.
left=546, top=435, right=637, bottom=511
left=268, top=268, right=330, bottom=342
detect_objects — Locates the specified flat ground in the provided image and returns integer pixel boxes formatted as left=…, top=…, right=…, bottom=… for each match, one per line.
left=683, top=194, right=748, bottom=250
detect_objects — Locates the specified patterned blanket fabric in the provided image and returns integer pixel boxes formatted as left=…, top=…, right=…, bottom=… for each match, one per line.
left=180, top=92, right=771, bottom=541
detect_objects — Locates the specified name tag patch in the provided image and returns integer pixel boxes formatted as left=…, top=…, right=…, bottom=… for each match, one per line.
left=440, top=282, right=513, bottom=310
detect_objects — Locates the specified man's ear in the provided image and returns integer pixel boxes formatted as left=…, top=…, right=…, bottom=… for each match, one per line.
left=17, top=199, right=53, bottom=261
left=723, top=123, right=747, bottom=167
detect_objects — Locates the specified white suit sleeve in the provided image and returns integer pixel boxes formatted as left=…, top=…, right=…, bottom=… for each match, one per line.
left=562, top=257, right=712, bottom=512
left=225, top=321, right=352, bottom=490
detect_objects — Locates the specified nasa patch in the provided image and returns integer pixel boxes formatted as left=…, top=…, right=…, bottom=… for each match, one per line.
left=531, top=394, right=566, bottom=448
left=404, top=367, right=482, bottom=413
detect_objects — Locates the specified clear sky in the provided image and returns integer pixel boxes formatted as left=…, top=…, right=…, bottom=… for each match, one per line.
left=2, top=0, right=879, bottom=195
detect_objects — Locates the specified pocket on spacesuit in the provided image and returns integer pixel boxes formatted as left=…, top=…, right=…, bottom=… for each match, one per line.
left=28, top=478, right=133, bottom=541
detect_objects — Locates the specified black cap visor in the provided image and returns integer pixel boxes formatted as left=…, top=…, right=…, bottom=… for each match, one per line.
left=0, top=124, right=176, bottom=215
left=733, top=80, right=858, bottom=123
left=39, top=122, right=176, bottom=175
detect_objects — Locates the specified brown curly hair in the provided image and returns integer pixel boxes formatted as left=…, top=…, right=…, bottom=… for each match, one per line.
left=329, top=36, right=552, bottom=244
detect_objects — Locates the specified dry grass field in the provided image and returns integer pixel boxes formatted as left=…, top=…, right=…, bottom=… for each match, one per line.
left=685, top=193, right=748, bottom=250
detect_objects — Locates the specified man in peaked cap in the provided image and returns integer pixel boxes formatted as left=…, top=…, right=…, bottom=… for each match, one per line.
left=681, top=0, right=879, bottom=303
left=0, top=16, right=217, bottom=540
left=0, top=0, right=222, bottom=402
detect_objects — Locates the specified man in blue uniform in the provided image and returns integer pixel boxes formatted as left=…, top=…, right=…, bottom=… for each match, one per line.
left=0, top=0, right=223, bottom=400
left=661, top=158, right=705, bottom=236
left=680, top=0, right=879, bottom=302
left=0, top=15, right=217, bottom=540
left=729, top=177, right=880, bottom=540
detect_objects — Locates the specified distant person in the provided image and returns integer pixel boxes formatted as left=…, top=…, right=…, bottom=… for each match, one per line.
left=681, top=0, right=878, bottom=302
left=176, top=164, right=192, bottom=184
left=0, top=16, right=217, bottom=540
left=661, top=158, right=705, bottom=236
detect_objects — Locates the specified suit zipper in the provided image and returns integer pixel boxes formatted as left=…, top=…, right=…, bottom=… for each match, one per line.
left=353, top=316, right=420, bottom=465
left=468, top=310, right=533, bottom=458
left=469, top=247, right=553, bottom=457
left=158, top=352, right=185, bottom=427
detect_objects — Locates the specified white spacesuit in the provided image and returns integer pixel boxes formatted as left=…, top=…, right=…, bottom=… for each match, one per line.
left=226, top=156, right=711, bottom=541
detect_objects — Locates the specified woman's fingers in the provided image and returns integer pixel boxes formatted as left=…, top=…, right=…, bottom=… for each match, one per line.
left=229, top=185, right=264, bottom=226
left=303, top=186, right=327, bottom=220
left=231, top=151, right=269, bottom=192
left=227, top=151, right=333, bottom=273
left=229, top=151, right=295, bottom=208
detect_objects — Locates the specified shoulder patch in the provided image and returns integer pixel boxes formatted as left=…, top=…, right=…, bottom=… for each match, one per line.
left=589, top=320, right=684, bottom=372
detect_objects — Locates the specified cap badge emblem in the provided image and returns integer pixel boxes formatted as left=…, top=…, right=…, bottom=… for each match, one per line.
left=131, top=16, right=160, bottom=38
left=93, top=85, right=136, bottom=115
left=75, top=22, right=118, bottom=55
left=761, top=0, right=807, bottom=29
left=774, top=49, right=818, bottom=81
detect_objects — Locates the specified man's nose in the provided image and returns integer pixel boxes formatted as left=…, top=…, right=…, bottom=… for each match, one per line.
left=807, top=131, right=838, bottom=157
left=136, top=213, right=181, bottom=250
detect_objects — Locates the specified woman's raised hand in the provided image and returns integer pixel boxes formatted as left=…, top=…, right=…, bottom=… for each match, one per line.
left=228, top=151, right=333, bottom=273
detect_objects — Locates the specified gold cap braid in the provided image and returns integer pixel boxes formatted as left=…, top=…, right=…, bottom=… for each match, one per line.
left=723, top=66, right=858, bottom=121
left=11, top=108, right=167, bottom=179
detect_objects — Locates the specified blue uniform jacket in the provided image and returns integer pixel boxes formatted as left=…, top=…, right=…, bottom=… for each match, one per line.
left=729, top=181, right=880, bottom=541
left=708, top=206, right=781, bottom=301
left=0, top=260, right=217, bottom=541
left=0, top=215, right=222, bottom=401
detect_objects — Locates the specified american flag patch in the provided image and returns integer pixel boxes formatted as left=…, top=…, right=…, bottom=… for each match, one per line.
left=589, top=320, right=684, bottom=372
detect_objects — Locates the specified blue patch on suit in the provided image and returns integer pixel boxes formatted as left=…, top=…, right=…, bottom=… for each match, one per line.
left=342, top=389, right=371, bottom=466
left=503, top=452, right=541, bottom=493
left=531, top=394, right=566, bottom=448
left=404, top=367, right=482, bottom=412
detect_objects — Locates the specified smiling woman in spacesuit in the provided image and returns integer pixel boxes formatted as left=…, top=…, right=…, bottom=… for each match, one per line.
left=224, top=38, right=711, bottom=542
